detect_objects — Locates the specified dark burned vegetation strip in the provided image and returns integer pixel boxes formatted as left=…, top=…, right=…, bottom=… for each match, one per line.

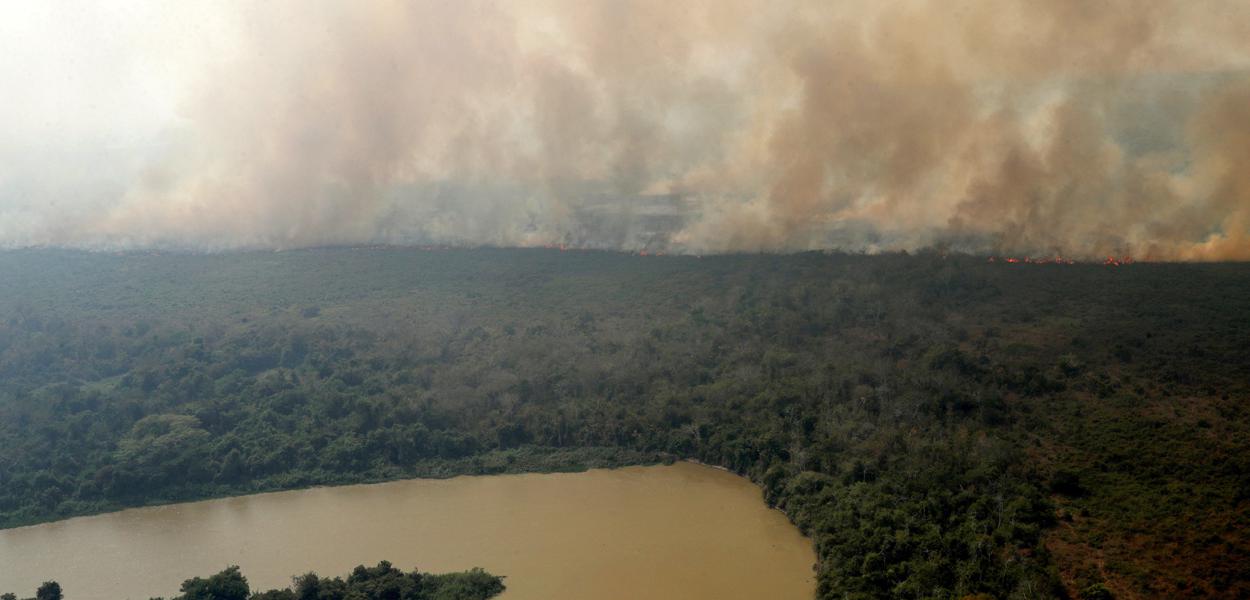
left=1, top=249, right=1248, bottom=599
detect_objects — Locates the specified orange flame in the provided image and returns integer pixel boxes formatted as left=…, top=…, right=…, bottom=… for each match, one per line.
left=988, top=255, right=1132, bottom=265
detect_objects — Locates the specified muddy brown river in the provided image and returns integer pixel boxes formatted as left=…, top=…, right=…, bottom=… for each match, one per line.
left=0, top=463, right=815, bottom=599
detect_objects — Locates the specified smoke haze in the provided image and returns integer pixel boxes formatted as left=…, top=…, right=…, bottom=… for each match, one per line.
left=2, top=0, right=1249, bottom=258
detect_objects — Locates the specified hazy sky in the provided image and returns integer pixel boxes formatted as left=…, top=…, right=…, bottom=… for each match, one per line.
left=2, top=1, right=1249, bottom=258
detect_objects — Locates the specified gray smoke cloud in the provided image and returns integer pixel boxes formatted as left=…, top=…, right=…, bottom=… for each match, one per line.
left=2, top=0, right=1249, bottom=259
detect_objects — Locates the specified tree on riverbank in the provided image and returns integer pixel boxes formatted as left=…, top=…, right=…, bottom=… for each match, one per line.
left=0, top=582, right=61, bottom=600
left=164, top=562, right=502, bottom=600
left=3, top=562, right=502, bottom=600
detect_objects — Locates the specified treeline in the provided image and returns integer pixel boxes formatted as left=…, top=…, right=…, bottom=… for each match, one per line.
left=0, top=582, right=61, bottom=600
left=1, top=562, right=502, bottom=600
left=1, top=249, right=1248, bottom=599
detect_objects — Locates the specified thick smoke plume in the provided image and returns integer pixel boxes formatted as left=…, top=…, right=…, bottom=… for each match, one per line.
left=2, top=0, right=1249, bottom=258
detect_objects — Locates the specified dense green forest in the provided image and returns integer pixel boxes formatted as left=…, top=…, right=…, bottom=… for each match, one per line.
left=0, top=561, right=503, bottom=600
left=1, top=248, right=1247, bottom=599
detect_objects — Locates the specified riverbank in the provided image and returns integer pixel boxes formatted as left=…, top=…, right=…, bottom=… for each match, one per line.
left=0, top=446, right=669, bottom=531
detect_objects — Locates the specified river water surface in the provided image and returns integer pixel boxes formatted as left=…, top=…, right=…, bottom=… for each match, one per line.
left=0, top=463, right=815, bottom=600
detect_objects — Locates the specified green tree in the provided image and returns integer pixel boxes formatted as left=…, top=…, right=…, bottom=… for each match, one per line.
left=175, top=565, right=249, bottom=600
left=35, top=582, right=62, bottom=600
left=292, top=573, right=321, bottom=600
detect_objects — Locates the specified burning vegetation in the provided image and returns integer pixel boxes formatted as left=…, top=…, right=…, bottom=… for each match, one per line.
left=988, top=255, right=1136, bottom=266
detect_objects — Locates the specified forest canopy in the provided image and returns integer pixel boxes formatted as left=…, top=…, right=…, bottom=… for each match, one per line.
left=1, top=248, right=1248, bottom=599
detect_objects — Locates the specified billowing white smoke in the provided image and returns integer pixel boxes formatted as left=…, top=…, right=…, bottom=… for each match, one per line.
left=2, top=1, right=1249, bottom=259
